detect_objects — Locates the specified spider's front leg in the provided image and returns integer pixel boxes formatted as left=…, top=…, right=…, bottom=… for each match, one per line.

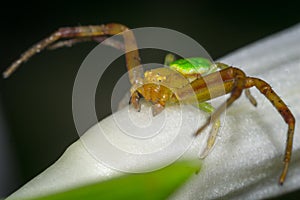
left=4, top=23, right=144, bottom=114
left=3, top=23, right=143, bottom=85
left=47, top=36, right=125, bottom=52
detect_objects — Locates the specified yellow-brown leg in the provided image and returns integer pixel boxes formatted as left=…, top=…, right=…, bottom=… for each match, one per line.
left=193, top=102, right=220, bottom=158
left=3, top=23, right=142, bottom=85
left=192, top=66, right=295, bottom=184
left=47, top=36, right=125, bottom=52
left=245, top=77, right=295, bottom=185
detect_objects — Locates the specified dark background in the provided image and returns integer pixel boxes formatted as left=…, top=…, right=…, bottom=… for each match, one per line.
left=0, top=1, right=299, bottom=199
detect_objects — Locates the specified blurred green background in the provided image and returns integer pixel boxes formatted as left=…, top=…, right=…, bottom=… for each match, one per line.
left=0, top=1, right=299, bottom=199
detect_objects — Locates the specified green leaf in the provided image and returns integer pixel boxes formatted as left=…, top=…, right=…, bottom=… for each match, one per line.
left=29, top=160, right=201, bottom=200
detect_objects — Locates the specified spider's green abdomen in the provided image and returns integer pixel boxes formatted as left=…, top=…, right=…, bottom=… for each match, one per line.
left=169, top=57, right=214, bottom=75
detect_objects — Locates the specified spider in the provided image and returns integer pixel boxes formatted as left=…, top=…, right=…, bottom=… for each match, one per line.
left=3, top=23, right=295, bottom=185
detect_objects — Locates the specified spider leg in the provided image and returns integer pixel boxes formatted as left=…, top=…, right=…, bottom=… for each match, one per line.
left=48, top=36, right=125, bottom=51
left=47, top=37, right=95, bottom=50
left=197, top=102, right=221, bottom=159
left=245, top=88, right=257, bottom=107
left=3, top=23, right=142, bottom=85
left=192, top=66, right=295, bottom=184
left=245, top=76, right=295, bottom=185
